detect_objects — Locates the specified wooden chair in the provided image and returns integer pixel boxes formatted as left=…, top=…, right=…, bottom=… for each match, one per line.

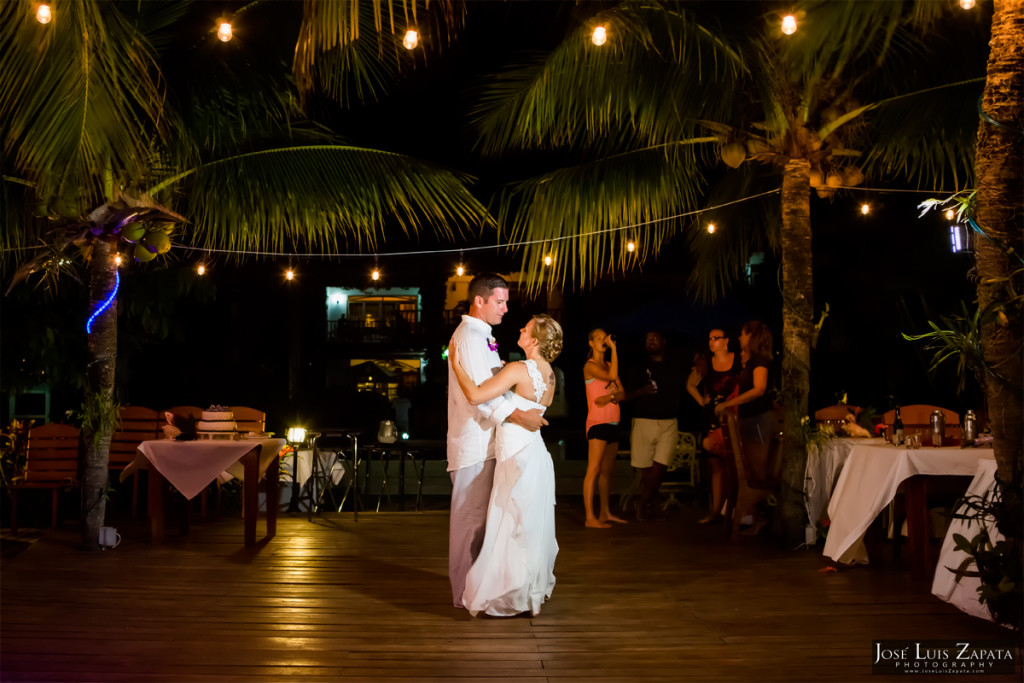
left=660, top=432, right=699, bottom=510
left=165, top=405, right=202, bottom=420
left=10, top=423, right=80, bottom=532
left=883, top=405, right=960, bottom=437
left=110, top=406, right=160, bottom=515
left=814, top=404, right=863, bottom=421
left=721, top=413, right=783, bottom=541
left=231, top=406, right=266, bottom=434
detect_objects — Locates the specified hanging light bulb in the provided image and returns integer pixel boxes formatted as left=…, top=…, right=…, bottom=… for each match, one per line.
left=707, top=223, right=717, bottom=234
left=591, top=26, right=607, bottom=46
left=197, top=264, right=206, bottom=275
left=403, top=29, right=419, bottom=50
left=35, top=3, right=52, bottom=24
left=456, top=264, right=465, bottom=277
left=285, top=268, right=295, bottom=281
left=114, top=254, right=123, bottom=267
left=627, top=241, right=636, bottom=253
left=371, top=268, right=380, bottom=281
left=217, top=21, right=233, bottom=42
left=544, top=255, right=553, bottom=266
left=944, top=208, right=956, bottom=221
left=781, top=15, right=798, bottom=35
left=959, top=0, right=976, bottom=9
left=860, top=203, right=871, bottom=215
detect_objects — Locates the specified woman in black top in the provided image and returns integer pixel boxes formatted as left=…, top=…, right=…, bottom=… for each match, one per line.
left=687, top=328, right=740, bottom=524
left=715, top=320, right=777, bottom=490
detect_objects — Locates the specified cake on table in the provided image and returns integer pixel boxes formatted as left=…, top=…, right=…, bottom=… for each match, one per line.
left=197, top=405, right=237, bottom=439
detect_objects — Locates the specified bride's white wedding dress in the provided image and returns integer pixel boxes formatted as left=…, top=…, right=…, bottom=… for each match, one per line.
left=462, top=360, right=558, bottom=617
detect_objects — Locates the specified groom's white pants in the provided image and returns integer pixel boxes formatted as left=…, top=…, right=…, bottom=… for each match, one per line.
left=449, top=458, right=496, bottom=608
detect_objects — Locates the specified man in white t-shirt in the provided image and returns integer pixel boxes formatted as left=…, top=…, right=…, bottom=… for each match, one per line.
left=447, top=273, right=547, bottom=608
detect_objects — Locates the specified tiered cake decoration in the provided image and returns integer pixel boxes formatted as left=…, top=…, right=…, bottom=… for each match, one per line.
left=196, top=405, right=237, bottom=439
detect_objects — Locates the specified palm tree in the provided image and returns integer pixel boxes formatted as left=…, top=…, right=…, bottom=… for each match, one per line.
left=1, top=0, right=486, bottom=549
left=472, top=0, right=990, bottom=543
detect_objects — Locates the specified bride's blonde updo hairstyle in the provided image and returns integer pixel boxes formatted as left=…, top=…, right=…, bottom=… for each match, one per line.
left=531, top=314, right=563, bottom=362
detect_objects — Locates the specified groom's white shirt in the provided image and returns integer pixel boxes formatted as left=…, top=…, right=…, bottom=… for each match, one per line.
left=447, top=315, right=516, bottom=471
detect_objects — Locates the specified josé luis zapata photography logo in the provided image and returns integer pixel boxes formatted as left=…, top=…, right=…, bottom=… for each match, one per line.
left=872, top=640, right=1017, bottom=675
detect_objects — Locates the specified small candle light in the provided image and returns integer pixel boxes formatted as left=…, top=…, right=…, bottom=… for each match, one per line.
left=781, top=15, right=797, bottom=35
left=591, top=26, right=607, bottom=46
left=36, top=3, right=52, bottom=24
left=217, top=21, right=233, bottom=42
left=403, top=29, right=419, bottom=50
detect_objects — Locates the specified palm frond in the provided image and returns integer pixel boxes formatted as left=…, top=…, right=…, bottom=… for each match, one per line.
left=292, top=0, right=464, bottom=100
left=497, top=143, right=709, bottom=295
left=155, top=145, right=490, bottom=255
left=473, top=2, right=744, bottom=156
left=0, top=0, right=166, bottom=210
left=685, top=169, right=781, bottom=303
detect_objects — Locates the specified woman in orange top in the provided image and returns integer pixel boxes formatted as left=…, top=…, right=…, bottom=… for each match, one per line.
left=583, top=329, right=627, bottom=528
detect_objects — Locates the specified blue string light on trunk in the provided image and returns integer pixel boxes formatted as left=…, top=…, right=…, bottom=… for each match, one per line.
left=86, top=271, right=120, bottom=334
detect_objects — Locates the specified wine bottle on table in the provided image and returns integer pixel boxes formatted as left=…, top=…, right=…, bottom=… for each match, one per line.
left=893, top=406, right=904, bottom=445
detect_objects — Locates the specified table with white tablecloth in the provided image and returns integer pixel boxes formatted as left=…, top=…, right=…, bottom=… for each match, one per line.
left=822, top=443, right=994, bottom=576
left=932, top=458, right=1004, bottom=622
left=804, top=437, right=883, bottom=542
left=123, top=438, right=285, bottom=545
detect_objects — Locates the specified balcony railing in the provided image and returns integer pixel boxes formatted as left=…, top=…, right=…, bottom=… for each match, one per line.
left=327, top=317, right=420, bottom=345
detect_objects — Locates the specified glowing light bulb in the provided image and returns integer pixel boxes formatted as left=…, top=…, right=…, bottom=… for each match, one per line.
left=544, top=255, right=553, bottom=266
left=285, top=268, right=295, bottom=281
left=403, top=29, right=418, bottom=50
left=36, top=3, right=52, bottom=24
left=860, top=203, right=871, bottom=215
left=456, top=265, right=465, bottom=276
left=627, top=241, right=636, bottom=253
left=781, top=15, right=797, bottom=35
left=372, top=269, right=380, bottom=281
left=197, top=264, right=206, bottom=275
left=707, top=223, right=716, bottom=234
left=944, top=208, right=956, bottom=221
left=114, top=254, right=123, bottom=266
left=959, top=0, right=976, bottom=9
left=591, top=26, right=607, bottom=46
left=217, top=21, right=233, bottom=42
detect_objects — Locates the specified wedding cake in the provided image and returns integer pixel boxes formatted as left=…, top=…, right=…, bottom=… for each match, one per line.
left=197, top=405, right=237, bottom=438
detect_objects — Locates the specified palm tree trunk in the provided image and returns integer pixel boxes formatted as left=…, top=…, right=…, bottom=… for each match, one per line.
left=777, top=158, right=813, bottom=546
left=974, top=0, right=1023, bottom=505
left=81, top=239, right=118, bottom=550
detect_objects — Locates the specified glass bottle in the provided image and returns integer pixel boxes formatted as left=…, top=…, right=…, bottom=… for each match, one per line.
left=893, top=406, right=904, bottom=446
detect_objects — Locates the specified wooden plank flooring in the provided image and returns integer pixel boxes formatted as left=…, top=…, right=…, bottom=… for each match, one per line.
left=2, top=500, right=1018, bottom=682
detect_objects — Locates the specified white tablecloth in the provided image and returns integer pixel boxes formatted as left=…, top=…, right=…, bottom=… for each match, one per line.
left=822, top=444, right=995, bottom=565
left=931, top=458, right=1003, bottom=622
left=805, top=438, right=882, bottom=542
left=128, top=438, right=286, bottom=500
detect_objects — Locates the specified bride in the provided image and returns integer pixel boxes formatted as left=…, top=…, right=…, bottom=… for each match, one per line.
left=449, top=314, right=563, bottom=617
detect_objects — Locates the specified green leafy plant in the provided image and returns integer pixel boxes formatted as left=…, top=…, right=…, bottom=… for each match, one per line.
left=902, top=301, right=985, bottom=395
left=946, top=481, right=1022, bottom=630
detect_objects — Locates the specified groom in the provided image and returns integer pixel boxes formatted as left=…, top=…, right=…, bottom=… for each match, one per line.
left=447, top=272, right=547, bottom=608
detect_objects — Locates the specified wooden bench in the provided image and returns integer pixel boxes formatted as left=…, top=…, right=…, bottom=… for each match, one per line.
left=10, top=423, right=80, bottom=532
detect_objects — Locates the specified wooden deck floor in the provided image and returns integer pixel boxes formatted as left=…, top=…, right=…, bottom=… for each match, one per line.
left=1, top=500, right=1018, bottom=682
